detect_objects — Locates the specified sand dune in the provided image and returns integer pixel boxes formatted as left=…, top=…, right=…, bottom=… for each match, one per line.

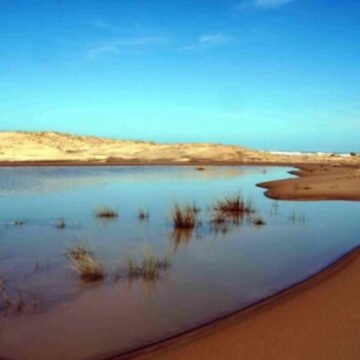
left=1, top=131, right=359, bottom=165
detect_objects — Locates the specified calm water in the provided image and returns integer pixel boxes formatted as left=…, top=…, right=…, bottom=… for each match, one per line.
left=0, top=166, right=359, bottom=360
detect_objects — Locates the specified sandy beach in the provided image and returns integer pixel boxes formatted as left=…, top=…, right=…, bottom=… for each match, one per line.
left=122, top=247, right=360, bottom=360
left=258, top=165, right=360, bottom=201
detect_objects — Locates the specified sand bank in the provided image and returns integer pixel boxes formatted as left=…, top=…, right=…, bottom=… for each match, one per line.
left=1, top=131, right=359, bottom=167
left=117, top=247, right=360, bottom=360
left=258, top=165, right=360, bottom=201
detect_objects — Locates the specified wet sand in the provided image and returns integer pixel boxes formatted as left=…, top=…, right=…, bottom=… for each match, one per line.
left=122, top=247, right=360, bottom=360
left=258, top=165, right=360, bottom=201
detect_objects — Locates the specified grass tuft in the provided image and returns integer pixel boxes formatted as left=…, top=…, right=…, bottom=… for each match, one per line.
left=66, top=244, right=105, bottom=282
left=210, top=211, right=227, bottom=225
left=191, top=202, right=201, bottom=214
left=66, top=244, right=90, bottom=260
left=213, top=194, right=255, bottom=214
left=209, top=211, right=229, bottom=233
left=252, top=217, right=266, bottom=226
left=95, top=206, right=118, bottom=219
left=56, top=218, right=66, bottom=229
left=70, top=255, right=104, bottom=282
left=288, top=210, right=307, bottom=224
left=14, top=220, right=25, bottom=226
left=138, top=209, right=150, bottom=221
left=121, top=248, right=171, bottom=281
left=171, top=203, right=198, bottom=229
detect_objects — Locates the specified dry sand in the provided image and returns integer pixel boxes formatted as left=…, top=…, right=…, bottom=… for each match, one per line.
left=1, top=131, right=359, bottom=166
left=121, top=247, right=360, bottom=360
left=258, top=165, right=360, bottom=201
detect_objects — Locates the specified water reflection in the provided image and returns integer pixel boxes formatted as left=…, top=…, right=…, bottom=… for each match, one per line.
left=0, top=166, right=267, bottom=196
left=171, top=229, right=196, bottom=250
left=270, top=201, right=279, bottom=215
left=288, top=209, right=308, bottom=224
left=0, top=166, right=359, bottom=360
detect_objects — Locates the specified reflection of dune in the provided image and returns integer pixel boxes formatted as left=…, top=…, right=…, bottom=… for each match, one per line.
left=0, top=166, right=264, bottom=196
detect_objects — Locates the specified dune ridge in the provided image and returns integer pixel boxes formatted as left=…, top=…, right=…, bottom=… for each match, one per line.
left=1, top=131, right=359, bottom=165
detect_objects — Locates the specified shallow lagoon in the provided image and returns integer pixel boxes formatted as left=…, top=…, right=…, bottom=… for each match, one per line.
left=0, top=166, right=359, bottom=360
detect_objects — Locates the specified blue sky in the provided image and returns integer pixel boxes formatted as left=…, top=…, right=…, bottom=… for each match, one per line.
left=0, top=0, right=359, bottom=151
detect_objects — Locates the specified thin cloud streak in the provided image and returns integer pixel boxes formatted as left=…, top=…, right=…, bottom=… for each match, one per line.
left=88, top=36, right=170, bottom=59
left=91, top=20, right=124, bottom=33
left=180, top=33, right=235, bottom=51
left=237, top=0, right=294, bottom=10
left=255, top=0, right=293, bottom=9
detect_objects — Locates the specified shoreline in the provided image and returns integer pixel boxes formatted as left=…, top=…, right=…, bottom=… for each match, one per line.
left=257, top=164, right=360, bottom=201
left=0, top=160, right=359, bottom=168
left=101, top=246, right=360, bottom=359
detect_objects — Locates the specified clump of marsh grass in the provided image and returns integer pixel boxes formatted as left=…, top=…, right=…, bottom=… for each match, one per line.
left=210, top=211, right=227, bottom=225
left=138, top=209, right=150, bottom=221
left=56, top=218, right=66, bottom=229
left=66, top=244, right=91, bottom=260
left=117, top=247, right=171, bottom=282
left=127, top=256, right=170, bottom=281
left=252, top=217, right=266, bottom=226
left=209, top=211, right=233, bottom=234
left=171, top=203, right=199, bottom=229
left=191, top=202, right=201, bottom=214
left=70, top=255, right=104, bottom=282
left=288, top=210, right=307, bottom=224
left=213, top=194, right=255, bottom=215
left=13, top=219, right=25, bottom=226
left=209, top=194, right=256, bottom=234
left=66, top=244, right=105, bottom=282
left=95, top=206, right=118, bottom=219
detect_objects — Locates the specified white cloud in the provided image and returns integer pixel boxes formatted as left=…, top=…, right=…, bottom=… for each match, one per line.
left=237, top=0, right=294, bottom=10
left=255, top=0, right=293, bottom=8
left=88, top=19, right=169, bottom=59
left=88, top=37, right=169, bottom=59
left=180, top=33, right=235, bottom=51
left=199, top=33, right=233, bottom=45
